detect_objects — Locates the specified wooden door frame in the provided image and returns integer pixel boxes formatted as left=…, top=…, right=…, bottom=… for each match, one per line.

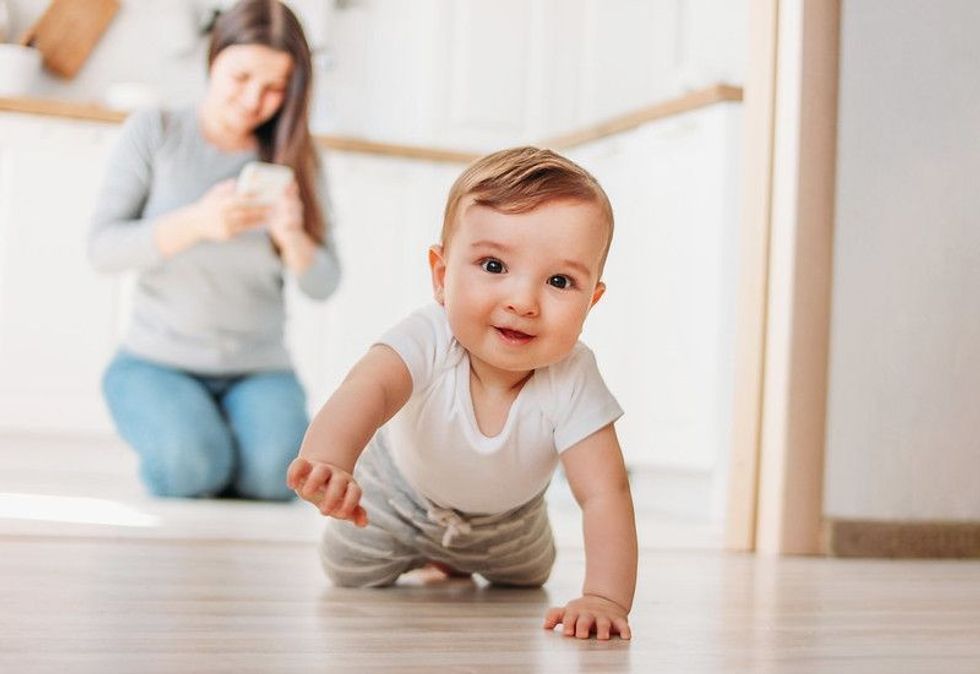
left=725, top=0, right=841, bottom=554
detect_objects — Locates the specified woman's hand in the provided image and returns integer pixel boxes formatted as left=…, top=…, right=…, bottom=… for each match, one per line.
left=266, top=182, right=317, bottom=272
left=287, top=456, right=368, bottom=527
left=194, top=179, right=270, bottom=242
left=543, top=594, right=632, bottom=640
left=266, top=181, right=304, bottom=243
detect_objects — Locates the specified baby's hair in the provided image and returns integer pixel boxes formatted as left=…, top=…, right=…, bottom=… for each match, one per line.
left=441, top=146, right=614, bottom=273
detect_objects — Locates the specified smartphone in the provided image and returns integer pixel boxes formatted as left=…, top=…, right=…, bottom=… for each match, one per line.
left=237, top=161, right=294, bottom=204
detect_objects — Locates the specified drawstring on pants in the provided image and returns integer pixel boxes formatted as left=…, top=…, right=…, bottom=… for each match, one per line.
left=426, top=504, right=472, bottom=547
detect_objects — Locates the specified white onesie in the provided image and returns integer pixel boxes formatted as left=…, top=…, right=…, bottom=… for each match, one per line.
left=377, top=303, right=623, bottom=514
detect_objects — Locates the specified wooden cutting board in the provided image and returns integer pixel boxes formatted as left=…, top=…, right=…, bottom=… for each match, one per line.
left=18, top=0, right=120, bottom=78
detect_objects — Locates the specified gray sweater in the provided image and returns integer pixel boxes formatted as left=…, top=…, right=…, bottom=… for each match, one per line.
left=88, top=107, right=341, bottom=374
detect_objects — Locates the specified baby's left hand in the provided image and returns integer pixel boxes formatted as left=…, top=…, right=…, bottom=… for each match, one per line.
left=543, top=594, right=632, bottom=640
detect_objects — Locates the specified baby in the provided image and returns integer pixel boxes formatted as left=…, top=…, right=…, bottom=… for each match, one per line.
left=288, top=146, right=637, bottom=640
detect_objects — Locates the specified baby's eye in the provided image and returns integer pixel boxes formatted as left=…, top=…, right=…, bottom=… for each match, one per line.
left=480, top=258, right=506, bottom=274
left=548, top=274, right=573, bottom=289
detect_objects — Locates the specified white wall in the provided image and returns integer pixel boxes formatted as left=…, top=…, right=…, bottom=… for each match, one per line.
left=824, top=0, right=980, bottom=521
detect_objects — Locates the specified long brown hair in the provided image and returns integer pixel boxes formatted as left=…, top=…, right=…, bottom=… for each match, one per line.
left=209, top=0, right=325, bottom=244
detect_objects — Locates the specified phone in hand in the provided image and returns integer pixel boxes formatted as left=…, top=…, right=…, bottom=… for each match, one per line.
left=237, top=161, right=294, bottom=204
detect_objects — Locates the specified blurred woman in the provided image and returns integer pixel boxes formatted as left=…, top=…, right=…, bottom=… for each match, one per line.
left=88, top=0, right=339, bottom=500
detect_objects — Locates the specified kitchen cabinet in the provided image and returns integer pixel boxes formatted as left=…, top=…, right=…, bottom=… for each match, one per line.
left=0, top=112, right=121, bottom=433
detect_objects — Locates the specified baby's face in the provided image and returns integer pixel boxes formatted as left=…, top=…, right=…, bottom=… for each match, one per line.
left=430, top=199, right=608, bottom=380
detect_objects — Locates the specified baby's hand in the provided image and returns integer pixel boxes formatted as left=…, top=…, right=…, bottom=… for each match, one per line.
left=286, top=457, right=368, bottom=527
left=543, top=595, right=632, bottom=640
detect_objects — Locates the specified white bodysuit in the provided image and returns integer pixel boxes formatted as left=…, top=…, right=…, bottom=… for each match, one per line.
left=378, top=303, right=623, bottom=514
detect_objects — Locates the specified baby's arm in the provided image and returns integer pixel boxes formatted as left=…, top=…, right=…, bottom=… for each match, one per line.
left=287, top=344, right=412, bottom=525
left=544, top=424, right=637, bottom=640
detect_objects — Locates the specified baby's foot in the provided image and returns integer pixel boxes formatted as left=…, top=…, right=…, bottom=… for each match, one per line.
left=423, top=561, right=472, bottom=578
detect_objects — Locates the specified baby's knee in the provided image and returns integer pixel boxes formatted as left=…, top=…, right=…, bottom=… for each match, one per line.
left=318, top=527, right=412, bottom=588
left=483, top=567, right=552, bottom=589
left=321, top=564, right=399, bottom=588
left=481, top=541, right=556, bottom=588
left=319, top=552, right=405, bottom=588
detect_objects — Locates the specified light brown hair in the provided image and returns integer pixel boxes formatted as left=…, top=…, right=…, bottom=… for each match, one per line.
left=209, top=0, right=325, bottom=243
left=441, top=146, right=614, bottom=272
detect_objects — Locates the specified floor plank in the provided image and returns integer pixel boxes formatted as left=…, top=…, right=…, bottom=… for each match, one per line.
left=2, top=537, right=979, bottom=673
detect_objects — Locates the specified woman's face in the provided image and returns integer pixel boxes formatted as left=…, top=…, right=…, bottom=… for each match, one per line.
left=207, top=44, right=294, bottom=135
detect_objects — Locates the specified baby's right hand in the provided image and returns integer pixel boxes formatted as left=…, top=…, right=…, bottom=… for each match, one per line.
left=286, top=456, right=368, bottom=527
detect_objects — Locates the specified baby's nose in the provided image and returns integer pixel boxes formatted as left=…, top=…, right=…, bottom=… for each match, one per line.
left=506, top=290, right=539, bottom=317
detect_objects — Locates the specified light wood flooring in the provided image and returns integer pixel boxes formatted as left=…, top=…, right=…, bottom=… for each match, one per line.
left=1, top=434, right=979, bottom=673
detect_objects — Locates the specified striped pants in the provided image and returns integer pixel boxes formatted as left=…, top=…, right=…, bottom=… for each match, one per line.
left=318, top=434, right=556, bottom=588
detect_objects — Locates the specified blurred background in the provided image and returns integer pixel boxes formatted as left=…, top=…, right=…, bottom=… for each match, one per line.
left=0, top=0, right=977, bottom=557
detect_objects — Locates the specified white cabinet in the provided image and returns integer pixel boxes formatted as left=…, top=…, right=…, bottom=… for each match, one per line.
left=285, top=153, right=460, bottom=408
left=316, top=0, right=746, bottom=148
left=0, top=113, right=121, bottom=433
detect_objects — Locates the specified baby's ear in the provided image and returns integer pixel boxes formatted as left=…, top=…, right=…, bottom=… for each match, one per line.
left=428, top=245, right=447, bottom=305
left=590, top=281, right=606, bottom=308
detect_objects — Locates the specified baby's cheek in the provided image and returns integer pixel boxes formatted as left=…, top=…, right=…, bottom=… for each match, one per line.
left=546, top=333, right=580, bottom=364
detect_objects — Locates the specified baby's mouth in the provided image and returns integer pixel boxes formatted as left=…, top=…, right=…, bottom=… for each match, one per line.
left=495, top=327, right=535, bottom=343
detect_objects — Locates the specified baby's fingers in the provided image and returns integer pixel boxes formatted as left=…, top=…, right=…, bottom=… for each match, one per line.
left=332, top=482, right=363, bottom=521
left=612, top=617, right=632, bottom=640
left=352, top=505, right=369, bottom=528
left=301, top=463, right=333, bottom=500
left=561, top=610, right=580, bottom=637
left=316, top=471, right=348, bottom=516
left=595, top=617, right=612, bottom=641
left=543, top=607, right=565, bottom=630
left=574, top=613, right=595, bottom=639
left=286, top=457, right=312, bottom=490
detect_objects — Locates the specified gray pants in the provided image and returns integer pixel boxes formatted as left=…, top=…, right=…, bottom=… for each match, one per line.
left=319, top=434, right=556, bottom=588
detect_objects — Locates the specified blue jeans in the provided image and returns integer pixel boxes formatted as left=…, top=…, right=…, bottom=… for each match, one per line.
left=102, top=351, right=308, bottom=501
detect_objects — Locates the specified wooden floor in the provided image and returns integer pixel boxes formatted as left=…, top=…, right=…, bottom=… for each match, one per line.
left=2, top=435, right=979, bottom=672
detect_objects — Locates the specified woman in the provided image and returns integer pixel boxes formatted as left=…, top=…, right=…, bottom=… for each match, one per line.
left=88, top=0, right=339, bottom=500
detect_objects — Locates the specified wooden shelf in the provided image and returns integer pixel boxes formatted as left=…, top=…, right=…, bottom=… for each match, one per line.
left=1, top=83, right=743, bottom=164
left=0, top=95, right=126, bottom=123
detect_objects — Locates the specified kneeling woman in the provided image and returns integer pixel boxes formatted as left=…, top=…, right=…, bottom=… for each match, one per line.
left=88, top=0, right=339, bottom=500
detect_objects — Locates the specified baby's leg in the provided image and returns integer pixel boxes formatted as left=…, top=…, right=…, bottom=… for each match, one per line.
left=417, top=494, right=556, bottom=588
left=319, top=517, right=422, bottom=587
left=475, top=500, right=556, bottom=588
